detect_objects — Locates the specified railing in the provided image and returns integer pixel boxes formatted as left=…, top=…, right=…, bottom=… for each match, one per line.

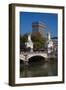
left=20, top=51, right=47, bottom=54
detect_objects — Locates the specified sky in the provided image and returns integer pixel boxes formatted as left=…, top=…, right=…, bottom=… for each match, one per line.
left=20, top=12, right=58, bottom=37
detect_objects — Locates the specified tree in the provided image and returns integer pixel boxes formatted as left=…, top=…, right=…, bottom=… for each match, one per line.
left=31, top=32, right=47, bottom=50
left=20, top=34, right=28, bottom=43
left=20, top=33, right=28, bottom=51
left=20, top=32, right=47, bottom=51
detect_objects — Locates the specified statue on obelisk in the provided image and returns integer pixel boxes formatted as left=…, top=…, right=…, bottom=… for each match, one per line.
left=46, top=32, right=53, bottom=54
left=25, top=34, right=33, bottom=52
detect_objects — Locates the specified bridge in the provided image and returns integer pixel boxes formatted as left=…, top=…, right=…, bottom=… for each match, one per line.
left=20, top=52, right=47, bottom=61
left=20, top=51, right=56, bottom=63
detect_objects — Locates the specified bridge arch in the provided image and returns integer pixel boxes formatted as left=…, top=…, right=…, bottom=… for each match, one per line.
left=28, top=55, right=46, bottom=63
left=27, top=54, right=47, bottom=60
left=20, top=52, right=48, bottom=62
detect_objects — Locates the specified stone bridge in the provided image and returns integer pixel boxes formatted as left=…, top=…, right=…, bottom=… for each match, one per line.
left=20, top=52, right=48, bottom=62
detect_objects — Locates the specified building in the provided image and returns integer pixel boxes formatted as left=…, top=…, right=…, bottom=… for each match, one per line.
left=32, top=22, right=46, bottom=37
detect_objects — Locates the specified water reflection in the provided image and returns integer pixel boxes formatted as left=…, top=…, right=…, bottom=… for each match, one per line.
left=20, top=56, right=58, bottom=77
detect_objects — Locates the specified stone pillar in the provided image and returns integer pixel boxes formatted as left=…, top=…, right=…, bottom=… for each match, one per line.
left=24, top=54, right=29, bottom=65
left=45, top=57, right=48, bottom=62
left=24, top=61, right=29, bottom=65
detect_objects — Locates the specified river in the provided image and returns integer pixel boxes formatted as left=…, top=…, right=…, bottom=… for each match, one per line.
left=20, top=57, right=58, bottom=77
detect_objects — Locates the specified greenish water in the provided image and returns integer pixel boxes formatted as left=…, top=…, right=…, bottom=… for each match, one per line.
left=20, top=57, right=58, bottom=77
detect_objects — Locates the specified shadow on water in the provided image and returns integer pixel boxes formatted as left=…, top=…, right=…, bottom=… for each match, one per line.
left=20, top=56, right=58, bottom=78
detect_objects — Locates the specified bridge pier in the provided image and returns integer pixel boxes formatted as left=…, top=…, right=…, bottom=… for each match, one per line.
left=45, top=57, right=48, bottom=62
left=23, top=53, right=29, bottom=65
left=24, top=61, right=29, bottom=65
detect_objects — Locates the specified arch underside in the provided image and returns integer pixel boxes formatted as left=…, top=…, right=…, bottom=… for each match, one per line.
left=28, top=55, right=45, bottom=63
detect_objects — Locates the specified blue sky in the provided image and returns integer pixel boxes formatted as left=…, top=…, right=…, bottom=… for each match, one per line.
left=20, top=12, right=58, bottom=37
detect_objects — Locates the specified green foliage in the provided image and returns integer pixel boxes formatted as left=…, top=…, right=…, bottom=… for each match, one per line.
left=20, top=32, right=47, bottom=50
left=31, top=32, right=46, bottom=49
left=20, top=34, right=28, bottom=43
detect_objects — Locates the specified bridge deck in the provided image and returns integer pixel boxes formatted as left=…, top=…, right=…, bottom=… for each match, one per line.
left=20, top=52, right=56, bottom=61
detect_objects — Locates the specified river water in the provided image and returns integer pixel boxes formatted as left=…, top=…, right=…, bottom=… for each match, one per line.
left=20, top=57, right=58, bottom=77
